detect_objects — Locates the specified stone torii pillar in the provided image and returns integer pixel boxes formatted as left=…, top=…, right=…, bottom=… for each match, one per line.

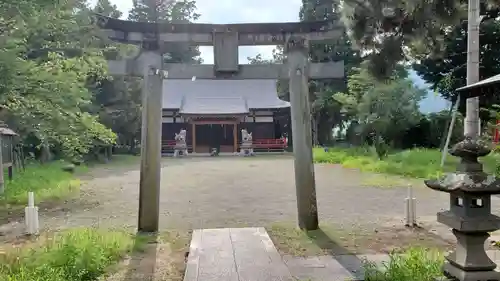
left=137, top=51, right=164, bottom=233
left=285, top=35, right=318, bottom=230
left=95, top=14, right=344, bottom=232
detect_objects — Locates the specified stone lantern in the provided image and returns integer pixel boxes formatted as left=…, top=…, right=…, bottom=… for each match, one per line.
left=425, top=137, right=500, bottom=281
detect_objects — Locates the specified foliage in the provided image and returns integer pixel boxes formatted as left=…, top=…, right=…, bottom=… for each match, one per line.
left=0, top=161, right=82, bottom=205
left=128, top=0, right=202, bottom=64
left=93, top=0, right=123, bottom=18
left=335, top=63, right=426, bottom=148
left=0, top=228, right=139, bottom=281
left=0, top=0, right=116, bottom=160
left=413, top=12, right=500, bottom=113
left=364, top=247, right=444, bottom=281
left=301, top=0, right=363, bottom=145
left=94, top=77, right=143, bottom=150
left=248, top=0, right=365, bottom=145
left=482, top=104, right=500, bottom=144
left=313, top=147, right=497, bottom=178
left=340, top=0, right=500, bottom=79
left=402, top=110, right=464, bottom=149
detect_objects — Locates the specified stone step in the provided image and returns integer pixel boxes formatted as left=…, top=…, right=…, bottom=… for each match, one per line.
left=183, top=227, right=294, bottom=281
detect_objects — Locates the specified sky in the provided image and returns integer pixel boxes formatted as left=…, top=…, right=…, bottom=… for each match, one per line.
left=88, top=0, right=449, bottom=113
left=89, top=0, right=303, bottom=64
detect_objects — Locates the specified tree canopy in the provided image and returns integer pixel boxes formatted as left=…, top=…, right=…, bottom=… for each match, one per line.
left=0, top=0, right=203, bottom=161
left=340, top=0, right=500, bottom=78
left=412, top=7, right=500, bottom=117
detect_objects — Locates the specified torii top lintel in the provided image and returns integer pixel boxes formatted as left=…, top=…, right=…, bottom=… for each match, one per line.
left=94, top=14, right=343, bottom=46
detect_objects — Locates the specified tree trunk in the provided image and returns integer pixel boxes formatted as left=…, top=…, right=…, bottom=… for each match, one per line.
left=39, top=142, right=51, bottom=164
left=317, top=116, right=335, bottom=146
left=312, top=112, right=320, bottom=146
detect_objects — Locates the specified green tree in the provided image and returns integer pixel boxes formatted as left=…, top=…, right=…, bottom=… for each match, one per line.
left=0, top=0, right=116, bottom=160
left=93, top=0, right=123, bottom=18
left=340, top=0, right=500, bottom=78
left=413, top=13, right=500, bottom=119
left=90, top=0, right=143, bottom=151
left=336, top=64, right=425, bottom=147
left=300, top=0, right=362, bottom=145
left=128, top=0, right=202, bottom=63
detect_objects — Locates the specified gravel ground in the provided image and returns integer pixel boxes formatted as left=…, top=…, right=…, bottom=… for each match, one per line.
left=14, top=154, right=467, bottom=233
left=6, top=154, right=500, bottom=236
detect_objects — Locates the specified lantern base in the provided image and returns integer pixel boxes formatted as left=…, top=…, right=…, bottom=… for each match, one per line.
left=438, top=261, right=500, bottom=281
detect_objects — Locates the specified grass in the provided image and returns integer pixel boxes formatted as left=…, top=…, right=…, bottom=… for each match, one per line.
left=0, top=227, right=191, bottom=281
left=1, top=161, right=83, bottom=206
left=313, top=146, right=500, bottom=179
left=103, top=229, right=191, bottom=281
left=0, top=154, right=140, bottom=207
left=364, top=247, right=444, bottom=281
left=267, top=223, right=452, bottom=257
left=0, top=228, right=142, bottom=281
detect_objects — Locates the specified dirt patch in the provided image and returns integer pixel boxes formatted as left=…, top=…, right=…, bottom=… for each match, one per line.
left=103, top=230, right=191, bottom=281
left=267, top=223, right=454, bottom=257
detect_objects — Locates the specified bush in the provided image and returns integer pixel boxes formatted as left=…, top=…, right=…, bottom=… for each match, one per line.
left=364, top=247, right=444, bottom=281
left=314, top=147, right=499, bottom=178
left=0, top=161, right=83, bottom=205
left=0, top=228, right=137, bottom=281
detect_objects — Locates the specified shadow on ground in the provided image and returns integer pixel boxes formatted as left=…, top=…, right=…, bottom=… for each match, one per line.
left=307, top=228, right=365, bottom=274
left=105, top=231, right=190, bottom=281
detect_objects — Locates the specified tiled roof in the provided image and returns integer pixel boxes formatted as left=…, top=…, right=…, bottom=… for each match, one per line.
left=162, top=79, right=290, bottom=114
left=180, top=96, right=249, bottom=115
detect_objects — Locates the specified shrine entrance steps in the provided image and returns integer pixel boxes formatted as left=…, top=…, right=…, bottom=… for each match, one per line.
left=183, top=227, right=392, bottom=281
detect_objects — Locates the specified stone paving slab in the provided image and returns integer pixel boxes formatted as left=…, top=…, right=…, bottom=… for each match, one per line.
left=182, top=226, right=500, bottom=281
left=285, top=251, right=500, bottom=281
left=183, top=227, right=294, bottom=281
left=283, top=254, right=391, bottom=281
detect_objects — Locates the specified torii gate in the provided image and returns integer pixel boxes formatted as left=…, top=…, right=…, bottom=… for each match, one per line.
left=94, top=15, right=344, bottom=232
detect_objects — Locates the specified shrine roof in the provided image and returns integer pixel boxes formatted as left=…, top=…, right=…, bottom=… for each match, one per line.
left=181, top=96, right=249, bottom=115
left=456, top=73, right=500, bottom=99
left=162, top=79, right=290, bottom=114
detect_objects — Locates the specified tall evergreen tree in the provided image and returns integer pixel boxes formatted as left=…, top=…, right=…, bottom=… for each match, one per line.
left=128, top=0, right=202, bottom=63
left=93, top=0, right=122, bottom=18
left=413, top=11, right=500, bottom=116
left=300, top=0, right=362, bottom=144
left=341, top=0, right=500, bottom=78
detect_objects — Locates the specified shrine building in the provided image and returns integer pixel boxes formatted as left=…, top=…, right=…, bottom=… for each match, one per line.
left=161, top=79, right=290, bottom=154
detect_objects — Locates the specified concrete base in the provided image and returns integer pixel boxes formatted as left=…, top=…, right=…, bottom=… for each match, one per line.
left=441, top=261, right=500, bottom=281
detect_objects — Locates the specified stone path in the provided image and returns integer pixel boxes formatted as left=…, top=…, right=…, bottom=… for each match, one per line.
left=184, top=227, right=500, bottom=281
left=184, top=227, right=294, bottom=281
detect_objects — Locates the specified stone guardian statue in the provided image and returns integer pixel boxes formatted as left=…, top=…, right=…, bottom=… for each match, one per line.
left=173, top=129, right=188, bottom=157
left=239, top=129, right=254, bottom=156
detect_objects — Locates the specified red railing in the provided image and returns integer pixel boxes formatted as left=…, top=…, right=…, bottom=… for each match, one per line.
left=162, top=140, right=177, bottom=147
left=252, top=138, right=287, bottom=149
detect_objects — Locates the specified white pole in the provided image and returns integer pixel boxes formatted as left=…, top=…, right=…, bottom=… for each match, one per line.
left=441, top=96, right=460, bottom=168
left=464, top=0, right=481, bottom=137
left=25, top=191, right=39, bottom=235
left=405, top=185, right=417, bottom=227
